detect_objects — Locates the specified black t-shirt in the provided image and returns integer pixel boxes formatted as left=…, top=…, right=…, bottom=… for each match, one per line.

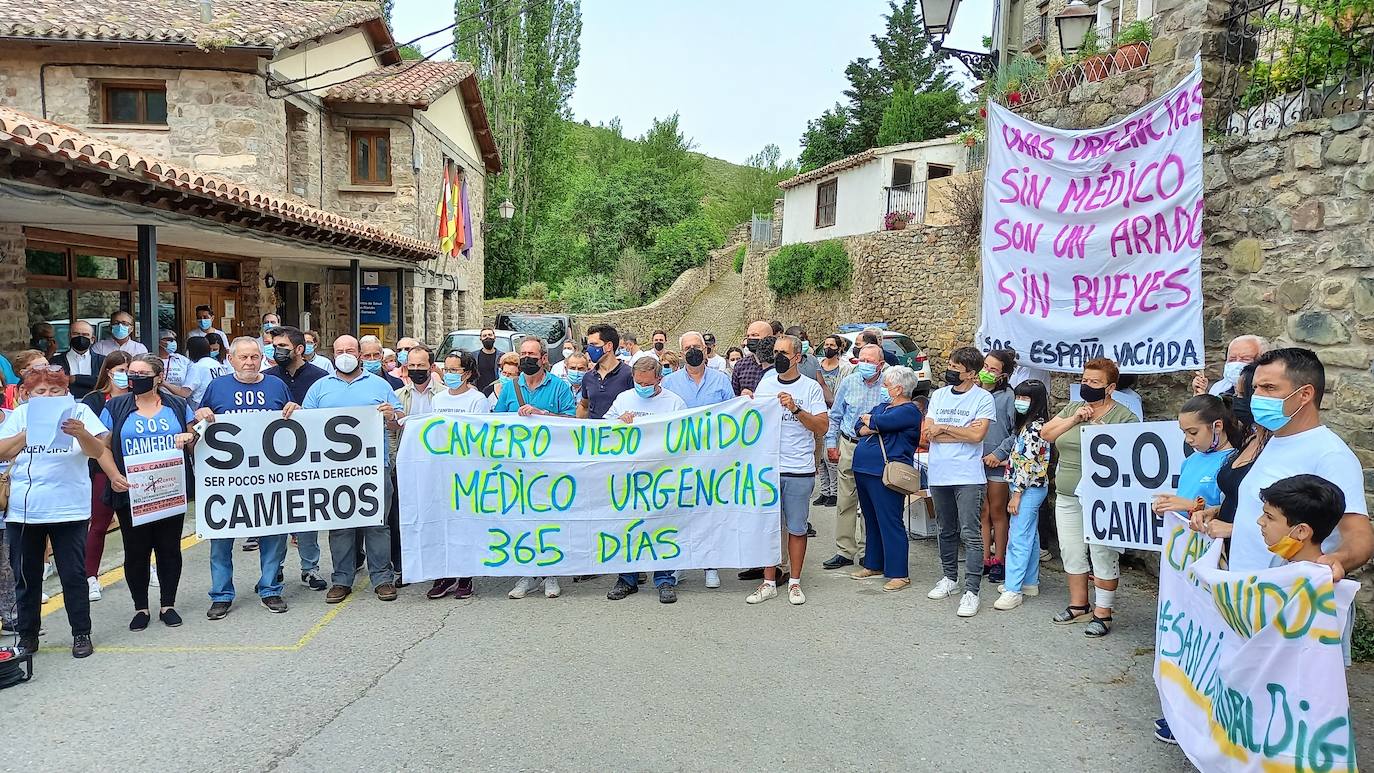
left=581, top=361, right=634, bottom=419
left=264, top=361, right=328, bottom=404
left=475, top=348, right=500, bottom=394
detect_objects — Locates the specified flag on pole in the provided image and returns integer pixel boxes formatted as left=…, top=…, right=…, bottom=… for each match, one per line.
left=436, top=164, right=455, bottom=256
left=460, top=176, right=473, bottom=258
left=451, top=170, right=465, bottom=257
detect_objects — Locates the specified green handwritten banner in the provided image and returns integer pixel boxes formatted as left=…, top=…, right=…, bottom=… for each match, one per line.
left=396, top=397, right=783, bottom=577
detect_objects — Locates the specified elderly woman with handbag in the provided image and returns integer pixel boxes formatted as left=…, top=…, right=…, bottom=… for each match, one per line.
left=849, top=366, right=924, bottom=592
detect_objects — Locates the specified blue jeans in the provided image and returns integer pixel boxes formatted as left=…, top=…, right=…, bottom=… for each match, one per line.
left=209, top=535, right=288, bottom=602
left=294, top=531, right=321, bottom=574
left=1005, top=486, right=1047, bottom=593
left=855, top=471, right=909, bottom=579
left=619, top=571, right=676, bottom=589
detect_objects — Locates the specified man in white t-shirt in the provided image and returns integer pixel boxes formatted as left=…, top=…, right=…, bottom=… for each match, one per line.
left=703, top=332, right=728, bottom=373
left=303, top=330, right=334, bottom=373
left=1223, top=348, right=1371, bottom=577
left=922, top=346, right=997, bottom=618
left=605, top=358, right=689, bottom=604
left=747, top=334, right=828, bottom=607
left=90, top=309, right=148, bottom=357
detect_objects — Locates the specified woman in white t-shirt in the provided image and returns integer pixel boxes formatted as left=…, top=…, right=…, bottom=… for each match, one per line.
left=0, top=366, right=128, bottom=659
left=427, top=349, right=488, bottom=601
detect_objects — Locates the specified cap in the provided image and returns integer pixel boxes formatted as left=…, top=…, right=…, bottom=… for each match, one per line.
left=158, top=329, right=176, bottom=340
left=703, top=332, right=717, bottom=343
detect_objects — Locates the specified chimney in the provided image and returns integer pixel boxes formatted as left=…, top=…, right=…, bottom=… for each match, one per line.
left=200, top=0, right=213, bottom=23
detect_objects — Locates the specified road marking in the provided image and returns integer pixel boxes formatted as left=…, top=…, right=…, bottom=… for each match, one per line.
left=41, top=533, right=202, bottom=618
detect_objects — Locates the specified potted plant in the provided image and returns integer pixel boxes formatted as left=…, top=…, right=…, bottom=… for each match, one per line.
left=885, top=210, right=913, bottom=230
left=957, top=128, right=985, bottom=147
left=1046, top=56, right=1082, bottom=92
left=1076, top=27, right=1112, bottom=82
left=992, top=55, right=1048, bottom=106
left=1113, top=20, right=1153, bottom=70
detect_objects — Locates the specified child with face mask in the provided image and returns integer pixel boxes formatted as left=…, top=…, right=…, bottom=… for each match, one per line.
left=1256, top=474, right=1345, bottom=563
left=995, top=380, right=1050, bottom=611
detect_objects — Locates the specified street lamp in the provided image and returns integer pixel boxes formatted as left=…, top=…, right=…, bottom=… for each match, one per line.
left=498, top=198, right=515, bottom=220
left=1055, top=0, right=1097, bottom=55
left=918, top=0, right=962, bottom=38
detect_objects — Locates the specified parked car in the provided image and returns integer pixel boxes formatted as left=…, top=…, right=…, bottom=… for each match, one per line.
left=46, top=317, right=111, bottom=349
left=833, top=324, right=933, bottom=393
left=437, top=328, right=526, bottom=361
left=494, top=313, right=572, bottom=364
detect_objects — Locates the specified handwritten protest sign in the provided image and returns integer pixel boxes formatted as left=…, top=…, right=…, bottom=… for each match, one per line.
left=126, top=447, right=187, bottom=527
left=192, top=407, right=387, bottom=539
left=396, top=396, right=783, bottom=579
left=977, top=62, right=1205, bottom=374
left=1077, top=421, right=1186, bottom=550
left=1155, top=514, right=1359, bottom=772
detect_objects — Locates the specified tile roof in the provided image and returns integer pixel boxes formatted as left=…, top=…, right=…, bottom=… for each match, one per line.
left=777, top=150, right=878, bottom=190
left=0, top=0, right=383, bottom=51
left=326, top=61, right=476, bottom=108
left=0, top=105, right=438, bottom=261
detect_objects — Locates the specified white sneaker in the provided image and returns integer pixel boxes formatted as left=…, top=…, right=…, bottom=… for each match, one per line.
left=993, top=590, right=1023, bottom=610
left=746, top=582, right=778, bottom=604
left=704, top=569, right=721, bottom=589
left=508, top=577, right=537, bottom=599
left=957, top=591, right=981, bottom=617
left=41, top=591, right=50, bottom=603
left=544, top=577, right=561, bottom=598
left=927, top=577, right=960, bottom=599
left=148, top=564, right=160, bottom=586
left=998, top=583, right=1039, bottom=597
left=788, top=583, right=806, bottom=605
left=43, top=562, right=55, bottom=581
left=87, top=576, right=102, bottom=602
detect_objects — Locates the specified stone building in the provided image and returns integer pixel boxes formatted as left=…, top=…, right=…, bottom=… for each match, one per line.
left=0, top=0, right=501, bottom=354
left=998, top=0, right=1150, bottom=64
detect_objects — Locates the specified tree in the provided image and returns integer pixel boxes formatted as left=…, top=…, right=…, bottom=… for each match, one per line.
left=876, top=82, right=920, bottom=146
left=842, top=57, right=888, bottom=153
left=798, top=103, right=851, bottom=172
left=875, top=83, right=968, bottom=146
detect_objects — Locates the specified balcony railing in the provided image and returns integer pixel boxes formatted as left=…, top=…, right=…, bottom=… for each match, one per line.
left=885, top=182, right=928, bottom=223
left=1217, top=0, right=1374, bottom=134
left=1022, top=15, right=1049, bottom=52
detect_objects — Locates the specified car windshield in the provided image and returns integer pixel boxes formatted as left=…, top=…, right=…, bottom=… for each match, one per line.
left=498, top=314, right=566, bottom=344
left=887, top=335, right=918, bottom=353
left=439, top=333, right=514, bottom=359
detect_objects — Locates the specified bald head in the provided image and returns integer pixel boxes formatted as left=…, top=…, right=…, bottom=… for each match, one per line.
left=746, top=321, right=772, bottom=339
left=335, top=335, right=360, bottom=358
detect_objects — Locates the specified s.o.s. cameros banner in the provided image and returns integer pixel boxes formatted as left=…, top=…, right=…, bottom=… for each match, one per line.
left=396, top=397, right=783, bottom=579
left=977, top=61, right=1205, bottom=374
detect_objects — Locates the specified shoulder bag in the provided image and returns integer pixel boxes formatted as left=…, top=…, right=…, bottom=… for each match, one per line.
left=877, top=428, right=924, bottom=496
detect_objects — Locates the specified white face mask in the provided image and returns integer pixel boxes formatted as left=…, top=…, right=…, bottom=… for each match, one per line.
left=335, top=354, right=360, bottom=374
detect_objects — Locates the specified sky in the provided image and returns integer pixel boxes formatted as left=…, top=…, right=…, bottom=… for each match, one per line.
left=391, top=0, right=992, bottom=165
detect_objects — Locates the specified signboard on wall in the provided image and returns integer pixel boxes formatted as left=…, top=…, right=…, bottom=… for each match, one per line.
left=359, top=285, right=391, bottom=324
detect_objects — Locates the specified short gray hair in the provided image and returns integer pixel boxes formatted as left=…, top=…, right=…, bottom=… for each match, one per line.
left=679, top=330, right=705, bottom=349
left=229, top=336, right=260, bottom=356
left=776, top=334, right=801, bottom=354
left=360, top=335, right=381, bottom=346
left=1229, top=334, right=1269, bottom=354
left=882, top=365, right=919, bottom=398
left=518, top=336, right=548, bottom=356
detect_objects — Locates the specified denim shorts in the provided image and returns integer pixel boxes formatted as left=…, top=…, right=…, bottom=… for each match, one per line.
left=779, top=474, right=816, bottom=536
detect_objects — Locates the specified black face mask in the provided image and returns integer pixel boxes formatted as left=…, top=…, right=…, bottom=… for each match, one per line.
left=684, top=348, right=705, bottom=367
left=70, top=335, right=92, bottom=352
left=943, top=369, right=964, bottom=386
left=481, top=338, right=495, bottom=350
left=653, top=341, right=665, bottom=351
left=822, top=347, right=839, bottom=359
left=519, top=357, right=542, bottom=376
left=273, top=347, right=294, bottom=366
left=1080, top=384, right=1108, bottom=403
left=408, top=369, right=430, bottom=385
left=129, top=374, right=156, bottom=395
left=1232, top=395, right=1254, bottom=429
left=773, top=352, right=792, bottom=373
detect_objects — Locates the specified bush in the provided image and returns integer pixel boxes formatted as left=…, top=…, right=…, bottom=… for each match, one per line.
left=515, top=281, right=550, bottom=300
left=646, top=215, right=723, bottom=295
left=733, top=243, right=746, bottom=273
left=1353, top=606, right=1374, bottom=662
left=807, top=240, right=852, bottom=291
left=614, top=247, right=653, bottom=307
left=767, top=243, right=813, bottom=297
left=557, top=274, right=622, bottom=314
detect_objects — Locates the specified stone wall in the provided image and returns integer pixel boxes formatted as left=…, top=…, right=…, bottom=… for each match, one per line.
left=0, top=225, right=25, bottom=353
left=741, top=225, right=980, bottom=360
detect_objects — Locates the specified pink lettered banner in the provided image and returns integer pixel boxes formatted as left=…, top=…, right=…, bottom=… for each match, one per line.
left=977, top=61, right=1204, bottom=374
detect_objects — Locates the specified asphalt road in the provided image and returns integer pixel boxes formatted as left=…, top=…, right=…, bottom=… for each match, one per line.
left=6, top=505, right=1371, bottom=772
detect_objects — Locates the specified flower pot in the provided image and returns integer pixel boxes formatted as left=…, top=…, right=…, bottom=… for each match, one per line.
left=1112, top=42, right=1149, bottom=71
left=1050, top=67, right=1084, bottom=92
left=963, top=136, right=978, bottom=147
left=1082, top=54, right=1112, bottom=82
left=887, top=218, right=908, bottom=231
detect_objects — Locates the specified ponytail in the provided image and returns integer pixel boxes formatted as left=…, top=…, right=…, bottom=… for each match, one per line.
left=1179, top=394, right=1244, bottom=451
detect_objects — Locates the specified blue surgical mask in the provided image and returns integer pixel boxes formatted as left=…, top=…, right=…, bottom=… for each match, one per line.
left=397, top=349, right=409, bottom=365
left=661, top=366, right=672, bottom=377
left=1015, top=399, right=1031, bottom=415
left=634, top=384, right=656, bottom=398
left=1251, top=389, right=1300, bottom=431
left=442, top=373, right=464, bottom=389
left=617, top=348, right=629, bottom=358
left=855, top=362, right=878, bottom=380
left=305, top=344, right=316, bottom=356
left=262, top=323, right=274, bottom=335
left=585, top=344, right=605, bottom=362
left=112, top=323, right=130, bottom=340
left=363, top=359, right=382, bottom=374
left=198, top=318, right=212, bottom=331
left=1222, top=361, right=1246, bottom=382
left=111, top=371, right=129, bottom=389
left=567, top=370, right=585, bottom=385
left=801, top=341, right=811, bottom=356
left=163, top=340, right=177, bottom=354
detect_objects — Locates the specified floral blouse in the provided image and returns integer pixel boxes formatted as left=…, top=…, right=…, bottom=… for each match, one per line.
left=1008, top=418, right=1050, bottom=492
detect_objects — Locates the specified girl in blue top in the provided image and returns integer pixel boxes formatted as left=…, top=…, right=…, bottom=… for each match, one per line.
left=1148, top=393, right=1240, bottom=745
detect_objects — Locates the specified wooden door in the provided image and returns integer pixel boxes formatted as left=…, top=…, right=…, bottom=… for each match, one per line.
left=186, top=287, right=240, bottom=340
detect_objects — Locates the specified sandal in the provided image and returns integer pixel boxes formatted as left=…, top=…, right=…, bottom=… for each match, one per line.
left=1085, top=615, right=1113, bottom=637
left=882, top=578, right=911, bottom=592
left=851, top=568, right=883, bottom=579
left=1052, top=604, right=1091, bottom=625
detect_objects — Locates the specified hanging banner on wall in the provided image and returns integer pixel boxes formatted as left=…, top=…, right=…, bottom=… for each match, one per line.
left=192, top=407, right=387, bottom=539
left=977, top=62, right=1205, bottom=374
left=1077, top=421, right=1187, bottom=551
left=396, top=397, right=783, bottom=579
left=1155, top=514, right=1359, bottom=772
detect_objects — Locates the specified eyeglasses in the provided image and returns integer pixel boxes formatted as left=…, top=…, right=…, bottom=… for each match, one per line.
left=23, top=364, right=64, bottom=374
left=442, top=368, right=467, bottom=376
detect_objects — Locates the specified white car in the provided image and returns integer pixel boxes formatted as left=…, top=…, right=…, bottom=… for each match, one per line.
left=833, top=328, right=934, bottom=393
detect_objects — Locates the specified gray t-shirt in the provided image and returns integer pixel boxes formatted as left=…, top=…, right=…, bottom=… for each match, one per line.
left=798, top=353, right=821, bottom=380
left=982, top=387, right=1017, bottom=462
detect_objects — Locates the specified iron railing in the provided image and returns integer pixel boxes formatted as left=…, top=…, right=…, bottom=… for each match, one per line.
left=1217, top=0, right=1374, bottom=133
left=885, top=182, right=928, bottom=223
left=750, top=214, right=773, bottom=245
left=966, top=140, right=987, bottom=171
left=991, top=42, right=1153, bottom=108
left=1022, top=14, right=1049, bottom=51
